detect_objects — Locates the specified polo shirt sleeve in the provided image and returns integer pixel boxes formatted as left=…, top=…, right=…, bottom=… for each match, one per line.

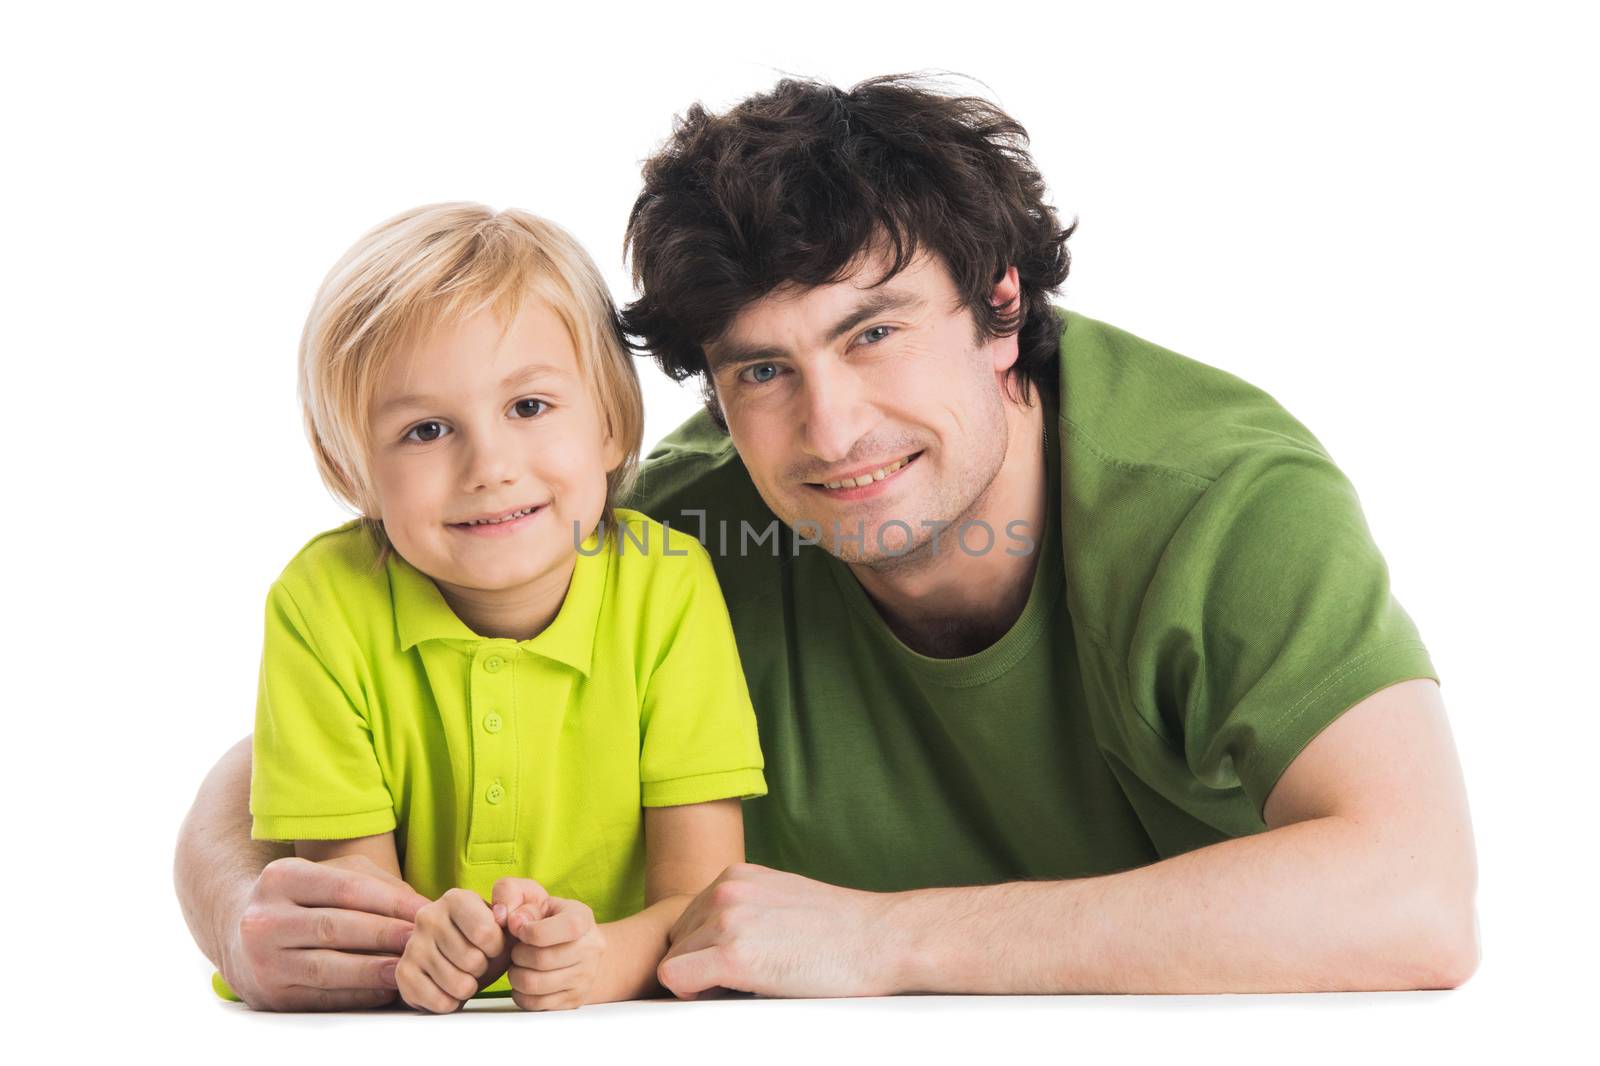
left=1129, top=446, right=1438, bottom=818
left=250, top=579, right=398, bottom=841
left=637, top=532, right=768, bottom=808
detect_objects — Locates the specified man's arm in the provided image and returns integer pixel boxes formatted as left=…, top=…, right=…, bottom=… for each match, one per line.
left=173, top=736, right=430, bottom=1010
left=174, top=736, right=290, bottom=969
left=657, top=679, right=1478, bottom=996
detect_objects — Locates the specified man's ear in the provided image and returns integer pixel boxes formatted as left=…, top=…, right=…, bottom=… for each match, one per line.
left=992, top=264, right=1022, bottom=317
left=989, top=265, right=1023, bottom=375
left=702, top=376, right=730, bottom=433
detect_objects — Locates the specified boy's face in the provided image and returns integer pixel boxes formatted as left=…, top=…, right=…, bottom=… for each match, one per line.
left=366, top=298, right=622, bottom=618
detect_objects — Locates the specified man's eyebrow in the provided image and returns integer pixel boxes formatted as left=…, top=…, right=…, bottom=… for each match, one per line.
left=707, top=290, right=924, bottom=372
left=706, top=340, right=788, bottom=374
left=374, top=363, right=569, bottom=418
left=823, top=290, right=923, bottom=345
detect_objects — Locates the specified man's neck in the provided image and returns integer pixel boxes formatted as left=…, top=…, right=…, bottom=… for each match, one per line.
left=849, top=399, right=1050, bottom=659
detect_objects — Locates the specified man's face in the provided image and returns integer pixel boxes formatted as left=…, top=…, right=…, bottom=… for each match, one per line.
left=705, top=252, right=1021, bottom=569
left=366, top=299, right=622, bottom=609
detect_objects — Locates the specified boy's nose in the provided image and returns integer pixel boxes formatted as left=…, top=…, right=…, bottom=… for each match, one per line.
left=463, top=434, right=518, bottom=492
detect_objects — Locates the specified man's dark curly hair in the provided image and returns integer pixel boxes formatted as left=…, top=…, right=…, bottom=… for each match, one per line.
left=621, top=74, right=1076, bottom=425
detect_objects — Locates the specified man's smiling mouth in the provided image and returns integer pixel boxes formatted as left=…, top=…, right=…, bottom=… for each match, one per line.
left=810, top=452, right=921, bottom=491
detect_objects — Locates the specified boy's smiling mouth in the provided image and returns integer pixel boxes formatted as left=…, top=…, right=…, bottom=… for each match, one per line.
left=449, top=503, right=546, bottom=535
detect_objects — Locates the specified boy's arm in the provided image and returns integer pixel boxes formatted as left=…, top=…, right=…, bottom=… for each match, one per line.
left=587, top=797, right=745, bottom=1004
left=295, top=833, right=405, bottom=879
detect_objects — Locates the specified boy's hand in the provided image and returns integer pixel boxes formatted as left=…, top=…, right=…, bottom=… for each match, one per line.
left=502, top=882, right=607, bottom=1011
left=396, top=888, right=507, bottom=1014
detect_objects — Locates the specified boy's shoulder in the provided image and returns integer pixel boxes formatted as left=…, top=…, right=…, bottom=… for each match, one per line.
left=598, top=507, right=726, bottom=619
left=276, top=519, right=384, bottom=585
left=269, top=520, right=393, bottom=631
left=608, top=506, right=705, bottom=551
left=604, top=507, right=716, bottom=580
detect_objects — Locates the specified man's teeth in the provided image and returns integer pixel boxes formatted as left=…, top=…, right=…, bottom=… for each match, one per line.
left=822, top=456, right=909, bottom=490
left=466, top=506, right=537, bottom=526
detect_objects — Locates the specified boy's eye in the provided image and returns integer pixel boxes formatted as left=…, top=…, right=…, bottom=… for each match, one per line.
left=403, top=421, right=449, bottom=444
left=742, top=363, right=780, bottom=385
left=512, top=398, right=548, bottom=419
left=859, top=325, right=893, bottom=345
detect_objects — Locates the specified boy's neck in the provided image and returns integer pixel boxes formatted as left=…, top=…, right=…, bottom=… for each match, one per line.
left=434, top=553, right=577, bottom=642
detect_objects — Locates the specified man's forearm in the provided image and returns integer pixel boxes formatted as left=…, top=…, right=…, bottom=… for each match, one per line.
left=173, top=736, right=287, bottom=968
left=882, top=814, right=1478, bottom=994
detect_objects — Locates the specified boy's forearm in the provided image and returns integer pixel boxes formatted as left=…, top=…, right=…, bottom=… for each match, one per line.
left=174, top=736, right=287, bottom=968
left=589, top=893, right=698, bottom=1004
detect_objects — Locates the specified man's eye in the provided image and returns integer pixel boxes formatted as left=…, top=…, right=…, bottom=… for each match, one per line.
left=860, top=325, right=894, bottom=345
left=743, top=364, right=780, bottom=385
left=512, top=398, right=548, bottom=419
left=403, top=421, right=449, bottom=444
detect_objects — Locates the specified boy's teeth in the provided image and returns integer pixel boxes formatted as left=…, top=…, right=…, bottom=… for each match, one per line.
left=469, top=506, right=535, bottom=526
left=823, top=456, right=908, bottom=490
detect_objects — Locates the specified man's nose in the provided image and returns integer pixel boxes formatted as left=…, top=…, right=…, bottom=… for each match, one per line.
left=799, top=363, right=872, bottom=465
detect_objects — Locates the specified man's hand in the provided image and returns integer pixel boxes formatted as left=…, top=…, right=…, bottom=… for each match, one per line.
left=397, top=889, right=508, bottom=1014
left=656, top=863, right=896, bottom=999
left=222, top=853, right=429, bottom=1011
left=501, top=879, right=607, bottom=1011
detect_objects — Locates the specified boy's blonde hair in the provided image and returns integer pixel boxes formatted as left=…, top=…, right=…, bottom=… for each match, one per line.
left=299, top=203, right=645, bottom=557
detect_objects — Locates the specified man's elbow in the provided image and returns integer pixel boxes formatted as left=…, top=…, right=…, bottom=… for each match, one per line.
left=1420, top=901, right=1480, bottom=989
left=1395, top=879, right=1480, bottom=990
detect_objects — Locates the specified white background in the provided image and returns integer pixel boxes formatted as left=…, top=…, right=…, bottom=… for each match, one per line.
left=4, top=0, right=1595, bottom=1060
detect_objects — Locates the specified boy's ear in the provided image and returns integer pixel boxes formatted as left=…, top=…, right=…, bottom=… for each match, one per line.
left=601, top=419, right=626, bottom=473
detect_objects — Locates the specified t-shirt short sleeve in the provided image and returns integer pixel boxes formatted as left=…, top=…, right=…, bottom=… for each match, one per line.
left=250, top=580, right=397, bottom=841
left=637, top=531, right=767, bottom=808
left=1130, top=446, right=1437, bottom=817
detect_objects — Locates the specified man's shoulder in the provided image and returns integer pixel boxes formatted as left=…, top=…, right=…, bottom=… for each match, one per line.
left=1054, top=310, right=1356, bottom=644
left=1053, top=312, right=1428, bottom=825
left=624, top=413, right=775, bottom=532
left=1056, top=309, right=1331, bottom=484
left=621, top=416, right=793, bottom=617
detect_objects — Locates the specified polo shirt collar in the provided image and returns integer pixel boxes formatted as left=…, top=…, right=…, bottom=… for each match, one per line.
left=388, top=538, right=606, bottom=677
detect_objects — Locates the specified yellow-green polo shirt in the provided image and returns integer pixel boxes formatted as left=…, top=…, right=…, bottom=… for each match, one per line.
left=249, top=509, right=766, bottom=993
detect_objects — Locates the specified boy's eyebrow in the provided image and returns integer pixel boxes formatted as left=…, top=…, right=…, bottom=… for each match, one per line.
left=374, top=363, right=571, bottom=418
left=707, top=290, right=924, bottom=372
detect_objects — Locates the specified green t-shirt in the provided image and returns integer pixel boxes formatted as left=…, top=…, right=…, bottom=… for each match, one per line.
left=621, top=310, right=1436, bottom=890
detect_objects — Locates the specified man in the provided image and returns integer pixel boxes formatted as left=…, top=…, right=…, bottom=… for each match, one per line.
left=175, top=75, right=1477, bottom=1008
